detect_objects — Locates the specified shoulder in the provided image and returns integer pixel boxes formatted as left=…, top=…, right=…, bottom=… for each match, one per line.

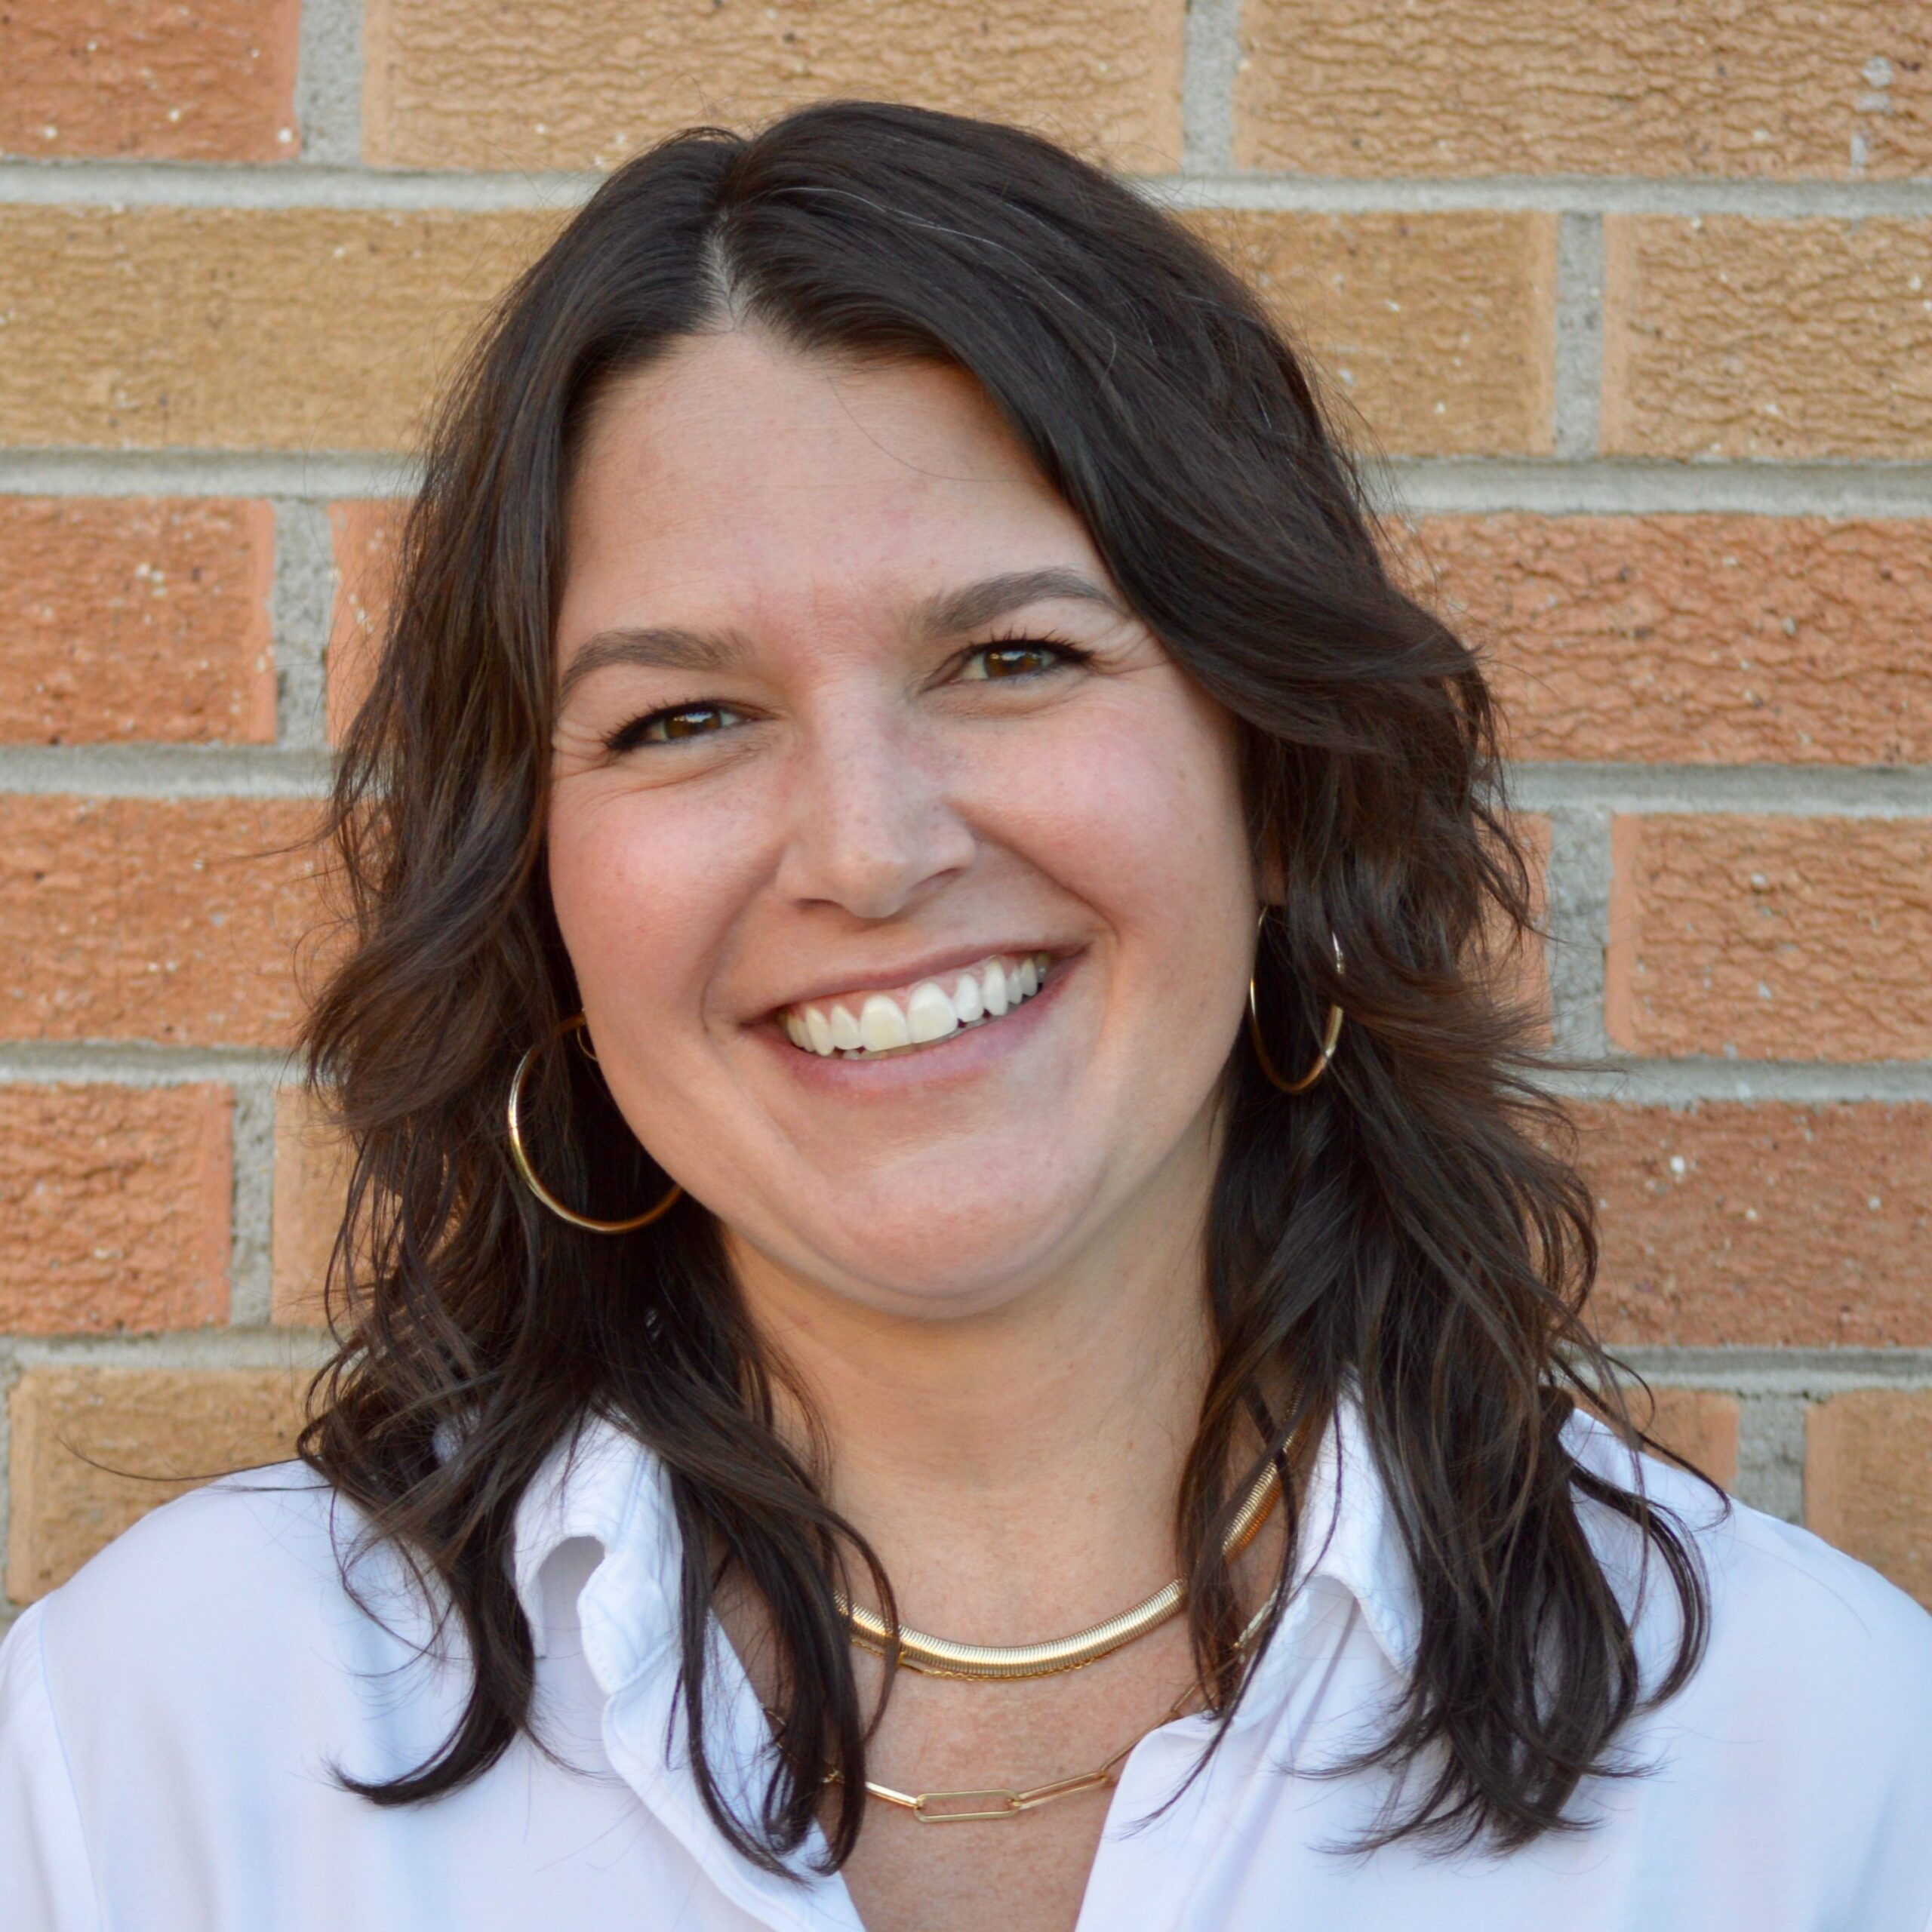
left=1570, top=1414, right=1932, bottom=1791
left=21, top=1465, right=448, bottom=1758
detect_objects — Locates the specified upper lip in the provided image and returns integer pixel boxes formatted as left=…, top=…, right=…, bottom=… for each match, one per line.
left=759, top=943, right=1068, bottom=1019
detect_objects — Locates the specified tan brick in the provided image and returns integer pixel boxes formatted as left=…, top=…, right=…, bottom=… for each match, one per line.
left=1190, top=211, right=1556, bottom=457
left=1603, top=217, right=1932, bottom=460
left=326, top=500, right=408, bottom=743
left=0, top=1084, right=231, bottom=1334
left=0, top=208, right=559, bottom=451
left=0, top=796, right=325, bottom=1048
left=363, top=0, right=1185, bottom=173
left=0, top=0, right=300, bottom=163
left=1807, top=1392, right=1932, bottom=1609
left=1235, top=1, right=1932, bottom=180
left=1644, top=1389, right=1740, bottom=1489
left=1425, top=515, right=1932, bottom=768
left=1605, top=817, right=1932, bottom=1061
left=0, top=498, right=276, bottom=745
left=272, top=1088, right=353, bottom=1327
left=1580, top=1102, right=1932, bottom=1348
left=5, top=1367, right=308, bottom=1601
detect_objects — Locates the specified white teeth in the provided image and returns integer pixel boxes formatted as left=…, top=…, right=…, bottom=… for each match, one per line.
left=906, top=981, right=959, bottom=1044
left=952, top=971, right=985, bottom=1025
left=859, top=992, right=912, bottom=1052
left=983, top=958, right=1010, bottom=1017
left=783, top=952, right=1052, bottom=1059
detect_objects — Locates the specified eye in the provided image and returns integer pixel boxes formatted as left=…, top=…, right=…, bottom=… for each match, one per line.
left=958, top=638, right=1089, bottom=682
left=605, top=702, right=744, bottom=752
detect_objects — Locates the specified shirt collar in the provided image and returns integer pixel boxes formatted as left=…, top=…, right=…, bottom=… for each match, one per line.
left=512, top=1391, right=1424, bottom=1703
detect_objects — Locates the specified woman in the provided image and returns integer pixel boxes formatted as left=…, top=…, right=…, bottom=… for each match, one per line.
left=3, top=102, right=1928, bottom=1932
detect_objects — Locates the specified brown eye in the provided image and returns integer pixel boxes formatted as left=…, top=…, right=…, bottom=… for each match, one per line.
left=641, top=704, right=738, bottom=743
left=961, top=642, right=1067, bottom=681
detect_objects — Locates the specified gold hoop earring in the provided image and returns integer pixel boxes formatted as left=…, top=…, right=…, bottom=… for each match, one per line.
left=506, top=1014, right=682, bottom=1233
left=1248, top=913, right=1345, bottom=1094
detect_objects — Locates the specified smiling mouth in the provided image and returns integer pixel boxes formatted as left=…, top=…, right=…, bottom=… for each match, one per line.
left=778, top=952, right=1054, bottom=1060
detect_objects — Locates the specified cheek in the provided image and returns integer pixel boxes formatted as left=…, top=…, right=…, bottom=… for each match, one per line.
left=1004, top=684, right=1252, bottom=947
left=545, top=782, right=763, bottom=1031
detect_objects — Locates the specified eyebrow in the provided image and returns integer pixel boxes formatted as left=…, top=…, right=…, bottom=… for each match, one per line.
left=555, top=567, right=1125, bottom=703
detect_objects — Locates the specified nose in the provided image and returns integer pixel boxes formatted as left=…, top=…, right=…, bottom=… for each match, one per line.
left=774, top=699, right=977, bottom=921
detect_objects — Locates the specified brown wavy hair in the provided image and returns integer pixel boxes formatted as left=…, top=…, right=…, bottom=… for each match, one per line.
left=299, top=99, right=1712, bottom=1869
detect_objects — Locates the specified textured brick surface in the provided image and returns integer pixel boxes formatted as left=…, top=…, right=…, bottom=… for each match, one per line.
left=1603, top=217, right=1932, bottom=460
left=1235, top=2, right=1931, bottom=180
left=0, top=208, right=559, bottom=451
left=1807, top=1392, right=1932, bottom=1609
left=1605, top=817, right=1932, bottom=1060
left=1580, top=1102, right=1932, bottom=1348
left=0, top=498, right=276, bottom=744
left=0, top=0, right=300, bottom=162
left=362, top=0, right=1185, bottom=172
left=326, top=500, right=408, bottom=742
left=0, top=1084, right=231, bottom=1334
left=5, top=1367, right=309, bottom=1601
left=0, top=796, right=325, bottom=1047
left=1643, top=1389, right=1740, bottom=1489
left=272, top=1088, right=352, bottom=1327
left=1191, top=211, right=1556, bottom=456
left=1426, top=515, right=1932, bottom=767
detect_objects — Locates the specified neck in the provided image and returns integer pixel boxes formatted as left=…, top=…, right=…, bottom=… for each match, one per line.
left=722, top=1131, right=1221, bottom=1633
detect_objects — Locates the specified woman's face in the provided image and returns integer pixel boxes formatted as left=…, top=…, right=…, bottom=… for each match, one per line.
left=548, top=330, right=1257, bottom=1318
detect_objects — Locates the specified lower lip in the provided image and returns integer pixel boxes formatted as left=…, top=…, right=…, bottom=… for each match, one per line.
left=757, top=956, right=1078, bottom=1097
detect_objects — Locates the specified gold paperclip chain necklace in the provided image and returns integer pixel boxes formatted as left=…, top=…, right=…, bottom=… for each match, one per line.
left=811, top=1592, right=1281, bottom=1825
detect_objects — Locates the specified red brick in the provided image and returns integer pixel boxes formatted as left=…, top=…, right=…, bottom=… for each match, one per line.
left=0, top=796, right=325, bottom=1048
left=272, top=1088, right=352, bottom=1327
left=0, top=498, right=275, bottom=745
left=1605, top=817, right=1932, bottom=1060
left=0, top=0, right=300, bottom=163
left=326, top=500, right=408, bottom=743
left=1807, top=1392, right=1932, bottom=1609
left=1603, top=217, right=1932, bottom=460
left=1423, top=515, right=1932, bottom=767
left=6, top=1367, right=309, bottom=1601
left=1580, top=1102, right=1932, bottom=1348
left=0, top=1083, right=231, bottom=1333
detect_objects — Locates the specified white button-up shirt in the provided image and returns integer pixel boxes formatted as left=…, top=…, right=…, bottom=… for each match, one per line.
left=5, top=1401, right=1931, bottom=1930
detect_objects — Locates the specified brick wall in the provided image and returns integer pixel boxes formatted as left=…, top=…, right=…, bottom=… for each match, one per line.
left=1, top=2, right=1928, bottom=1621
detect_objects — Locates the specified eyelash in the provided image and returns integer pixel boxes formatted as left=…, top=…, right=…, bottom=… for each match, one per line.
left=598, top=635, right=1092, bottom=755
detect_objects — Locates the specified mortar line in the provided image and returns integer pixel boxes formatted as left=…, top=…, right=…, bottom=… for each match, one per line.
left=3, top=743, right=1927, bottom=813
left=0, top=1044, right=297, bottom=1084
left=0, top=451, right=417, bottom=499
left=1607, top=1347, right=1932, bottom=1395
left=0, top=1332, right=335, bottom=1372
left=1732, top=1395, right=1807, bottom=1521
left=227, top=1075, right=278, bottom=1327
left=270, top=500, right=337, bottom=752
left=0, top=746, right=333, bottom=797
left=1540, top=806, right=1611, bottom=1059
left=8, top=158, right=1932, bottom=217
left=1180, top=0, right=1241, bottom=174
left=294, top=0, right=365, bottom=168
left=1509, top=762, right=1932, bottom=815
left=14, top=451, right=1932, bottom=517
left=1552, top=214, right=1604, bottom=461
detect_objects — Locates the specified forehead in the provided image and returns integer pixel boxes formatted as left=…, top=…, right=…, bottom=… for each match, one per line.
left=558, top=331, right=1097, bottom=639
